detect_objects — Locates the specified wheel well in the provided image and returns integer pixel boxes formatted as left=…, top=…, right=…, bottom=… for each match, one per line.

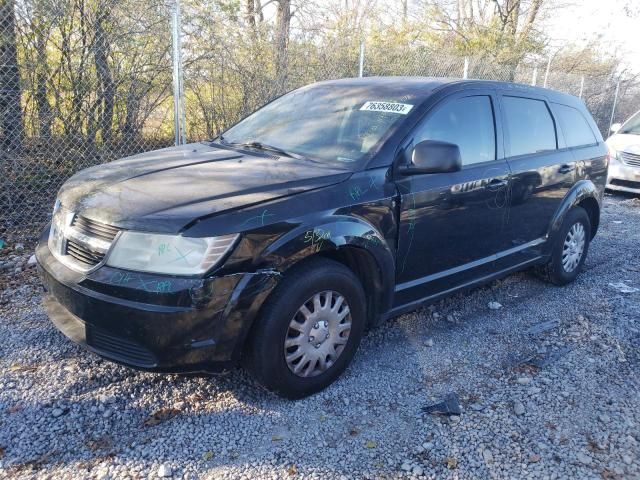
left=315, top=247, right=387, bottom=329
left=577, top=197, right=599, bottom=239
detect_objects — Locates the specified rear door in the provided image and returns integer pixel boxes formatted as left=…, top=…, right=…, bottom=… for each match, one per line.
left=550, top=102, right=607, bottom=192
left=497, top=93, right=576, bottom=267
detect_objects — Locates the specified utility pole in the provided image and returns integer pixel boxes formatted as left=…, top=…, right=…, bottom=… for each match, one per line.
left=609, top=78, right=621, bottom=133
left=171, top=0, right=186, bottom=145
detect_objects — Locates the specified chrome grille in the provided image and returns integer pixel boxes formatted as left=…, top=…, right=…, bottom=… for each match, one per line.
left=66, top=238, right=106, bottom=266
left=620, top=151, right=640, bottom=167
left=49, top=206, right=120, bottom=272
left=71, top=215, right=119, bottom=242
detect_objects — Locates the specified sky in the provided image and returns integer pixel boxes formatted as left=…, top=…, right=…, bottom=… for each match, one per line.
left=545, top=0, right=640, bottom=72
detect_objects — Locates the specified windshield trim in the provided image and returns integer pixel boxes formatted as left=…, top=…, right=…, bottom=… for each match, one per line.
left=206, top=140, right=354, bottom=172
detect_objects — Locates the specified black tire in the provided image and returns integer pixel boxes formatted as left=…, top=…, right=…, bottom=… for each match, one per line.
left=243, top=257, right=366, bottom=399
left=537, top=207, right=591, bottom=286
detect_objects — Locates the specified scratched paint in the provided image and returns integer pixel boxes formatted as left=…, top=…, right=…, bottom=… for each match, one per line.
left=398, top=181, right=417, bottom=274
left=348, top=175, right=381, bottom=202
left=303, top=228, right=331, bottom=252
left=241, top=209, right=276, bottom=227
left=106, top=270, right=174, bottom=293
left=157, top=243, right=172, bottom=255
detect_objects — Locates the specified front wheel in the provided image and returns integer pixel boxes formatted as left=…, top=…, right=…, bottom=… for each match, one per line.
left=537, top=207, right=591, bottom=285
left=243, top=258, right=366, bottom=399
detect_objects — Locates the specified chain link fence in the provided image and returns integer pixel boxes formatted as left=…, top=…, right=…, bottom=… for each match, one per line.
left=1, top=1, right=639, bottom=243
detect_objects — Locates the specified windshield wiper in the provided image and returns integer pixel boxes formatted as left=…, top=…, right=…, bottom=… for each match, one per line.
left=219, top=138, right=306, bottom=160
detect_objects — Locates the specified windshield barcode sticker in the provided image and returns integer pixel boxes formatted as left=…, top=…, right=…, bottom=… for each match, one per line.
left=360, top=101, right=413, bottom=115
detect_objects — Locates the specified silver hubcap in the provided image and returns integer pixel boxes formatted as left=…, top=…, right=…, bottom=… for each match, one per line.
left=284, top=291, right=351, bottom=378
left=562, top=222, right=586, bottom=273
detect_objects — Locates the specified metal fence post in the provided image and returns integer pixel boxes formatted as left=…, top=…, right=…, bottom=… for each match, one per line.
left=609, top=78, right=621, bottom=133
left=358, top=41, right=365, bottom=78
left=543, top=56, right=551, bottom=88
left=531, top=67, right=538, bottom=86
left=579, top=76, right=585, bottom=99
left=171, top=0, right=185, bottom=145
left=463, top=57, right=469, bottom=79
left=178, top=1, right=186, bottom=143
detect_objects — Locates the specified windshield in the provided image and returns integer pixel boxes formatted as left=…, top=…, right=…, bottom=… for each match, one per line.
left=620, top=111, right=640, bottom=135
left=220, top=84, right=421, bottom=167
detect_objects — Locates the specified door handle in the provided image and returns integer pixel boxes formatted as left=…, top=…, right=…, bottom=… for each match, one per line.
left=559, top=164, right=575, bottom=174
left=485, top=179, right=508, bottom=191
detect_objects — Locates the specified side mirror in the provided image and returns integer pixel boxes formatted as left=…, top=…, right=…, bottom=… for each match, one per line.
left=610, top=123, right=622, bottom=134
left=399, top=140, right=462, bottom=175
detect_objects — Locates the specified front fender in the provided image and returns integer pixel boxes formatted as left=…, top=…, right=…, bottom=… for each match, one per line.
left=262, top=215, right=396, bottom=315
left=265, top=215, right=395, bottom=274
left=547, top=179, right=601, bottom=242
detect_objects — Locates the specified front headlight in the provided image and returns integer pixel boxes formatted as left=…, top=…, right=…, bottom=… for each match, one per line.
left=48, top=202, right=68, bottom=257
left=106, top=231, right=239, bottom=275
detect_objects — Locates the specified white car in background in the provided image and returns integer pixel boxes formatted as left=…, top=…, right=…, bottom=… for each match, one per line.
left=606, top=110, right=640, bottom=194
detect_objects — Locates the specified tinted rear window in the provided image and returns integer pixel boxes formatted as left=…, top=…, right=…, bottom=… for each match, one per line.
left=552, top=103, right=597, bottom=147
left=503, top=96, right=556, bottom=156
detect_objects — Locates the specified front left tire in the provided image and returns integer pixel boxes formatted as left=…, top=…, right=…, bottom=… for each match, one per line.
left=243, top=257, right=366, bottom=399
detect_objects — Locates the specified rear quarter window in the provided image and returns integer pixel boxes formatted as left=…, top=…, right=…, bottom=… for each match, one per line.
left=502, top=96, right=557, bottom=157
left=552, top=103, right=598, bottom=147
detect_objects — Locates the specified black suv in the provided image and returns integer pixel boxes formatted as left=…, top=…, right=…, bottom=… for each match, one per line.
left=37, top=77, right=608, bottom=398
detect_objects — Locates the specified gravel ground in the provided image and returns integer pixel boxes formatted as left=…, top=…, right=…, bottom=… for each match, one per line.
left=1, top=193, right=639, bottom=480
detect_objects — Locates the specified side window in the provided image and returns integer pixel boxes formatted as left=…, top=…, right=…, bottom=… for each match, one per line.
left=502, top=96, right=557, bottom=156
left=415, top=95, right=496, bottom=166
left=552, top=103, right=597, bottom=147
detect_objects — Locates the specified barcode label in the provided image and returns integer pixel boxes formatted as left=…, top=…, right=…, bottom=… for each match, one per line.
left=360, top=101, right=413, bottom=115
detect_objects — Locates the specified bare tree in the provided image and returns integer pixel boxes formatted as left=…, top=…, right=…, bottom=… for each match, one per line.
left=275, top=0, right=292, bottom=89
left=424, top=0, right=548, bottom=66
left=32, top=1, right=53, bottom=139
left=93, top=7, right=116, bottom=146
left=245, top=0, right=265, bottom=28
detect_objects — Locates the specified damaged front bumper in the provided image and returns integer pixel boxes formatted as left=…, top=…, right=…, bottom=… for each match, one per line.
left=35, top=228, right=279, bottom=373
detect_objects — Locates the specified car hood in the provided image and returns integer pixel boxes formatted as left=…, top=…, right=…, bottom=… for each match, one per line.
left=57, top=142, right=352, bottom=233
left=606, top=133, right=640, bottom=154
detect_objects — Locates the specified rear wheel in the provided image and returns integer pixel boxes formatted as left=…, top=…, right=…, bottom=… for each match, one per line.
left=243, top=258, right=366, bottom=399
left=537, top=207, right=591, bottom=285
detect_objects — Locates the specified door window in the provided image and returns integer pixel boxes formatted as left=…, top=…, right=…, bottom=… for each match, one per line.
left=502, top=96, right=557, bottom=156
left=552, top=103, right=597, bottom=147
left=414, top=96, right=496, bottom=166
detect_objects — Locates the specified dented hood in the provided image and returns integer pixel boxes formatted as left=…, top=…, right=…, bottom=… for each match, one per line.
left=57, top=142, right=352, bottom=233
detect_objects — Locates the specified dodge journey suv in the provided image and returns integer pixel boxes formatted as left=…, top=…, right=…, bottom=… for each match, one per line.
left=37, top=77, right=608, bottom=398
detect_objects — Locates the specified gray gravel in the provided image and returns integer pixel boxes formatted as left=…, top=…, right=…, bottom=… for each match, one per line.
left=1, top=193, right=639, bottom=480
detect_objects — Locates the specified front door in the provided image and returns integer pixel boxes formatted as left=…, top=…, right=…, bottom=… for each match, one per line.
left=393, top=92, right=512, bottom=307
